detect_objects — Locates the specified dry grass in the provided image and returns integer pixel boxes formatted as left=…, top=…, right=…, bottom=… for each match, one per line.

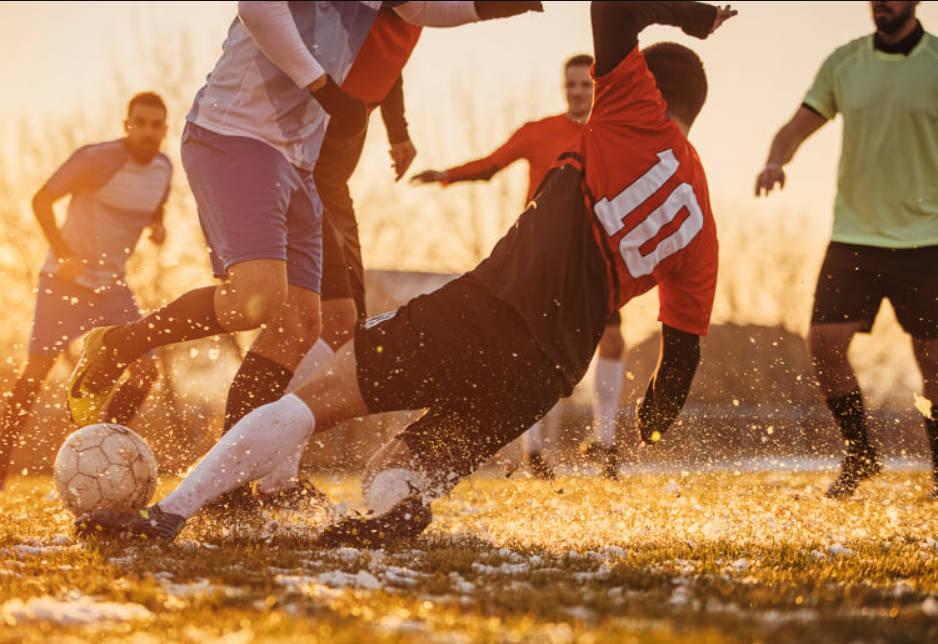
left=2, top=466, right=937, bottom=643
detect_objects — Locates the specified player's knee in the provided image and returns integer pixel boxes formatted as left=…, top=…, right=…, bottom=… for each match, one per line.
left=219, top=268, right=289, bottom=329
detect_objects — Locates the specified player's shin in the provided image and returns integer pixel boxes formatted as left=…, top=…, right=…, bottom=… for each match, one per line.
left=594, top=357, right=624, bottom=448
left=159, top=394, right=315, bottom=518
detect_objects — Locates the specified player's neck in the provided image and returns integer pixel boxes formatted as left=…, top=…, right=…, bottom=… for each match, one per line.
left=669, top=116, right=690, bottom=138
left=565, top=110, right=589, bottom=125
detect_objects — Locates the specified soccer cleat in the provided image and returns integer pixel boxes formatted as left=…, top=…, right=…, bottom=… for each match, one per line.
left=257, top=477, right=334, bottom=512
left=74, top=504, right=185, bottom=541
left=825, top=448, right=882, bottom=499
left=67, top=325, right=126, bottom=427
left=524, top=451, right=555, bottom=480
left=313, top=494, right=432, bottom=549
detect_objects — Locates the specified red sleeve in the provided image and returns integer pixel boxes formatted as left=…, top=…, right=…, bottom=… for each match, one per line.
left=657, top=236, right=718, bottom=336
left=444, top=123, right=533, bottom=184
left=40, top=147, right=98, bottom=201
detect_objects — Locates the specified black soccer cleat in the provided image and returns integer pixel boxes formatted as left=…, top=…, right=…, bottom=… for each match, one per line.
left=74, top=504, right=186, bottom=541
left=826, top=448, right=882, bottom=499
left=313, top=494, right=432, bottom=549
left=525, top=451, right=556, bottom=480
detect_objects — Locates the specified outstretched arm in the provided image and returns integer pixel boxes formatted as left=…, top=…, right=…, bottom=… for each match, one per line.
left=411, top=124, right=530, bottom=185
left=754, top=106, right=827, bottom=197
left=637, top=325, right=701, bottom=444
left=591, top=1, right=725, bottom=76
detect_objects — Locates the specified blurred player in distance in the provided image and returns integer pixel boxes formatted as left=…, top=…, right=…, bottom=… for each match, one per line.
left=0, top=92, right=171, bottom=489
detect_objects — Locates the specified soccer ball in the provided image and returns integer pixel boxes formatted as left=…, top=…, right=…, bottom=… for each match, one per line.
left=53, top=423, right=158, bottom=516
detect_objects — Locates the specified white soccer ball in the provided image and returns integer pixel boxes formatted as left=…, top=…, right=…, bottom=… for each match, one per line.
left=53, top=423, right=158, bottom=516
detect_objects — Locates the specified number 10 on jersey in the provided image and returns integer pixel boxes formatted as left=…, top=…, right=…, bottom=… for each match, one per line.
left=593, top=149, right=703, bottom=278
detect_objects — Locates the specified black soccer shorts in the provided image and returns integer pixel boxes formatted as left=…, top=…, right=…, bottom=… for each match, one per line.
left=811, top=242, right=938, bottom=339
left=354, top=275, right=568, bottom=480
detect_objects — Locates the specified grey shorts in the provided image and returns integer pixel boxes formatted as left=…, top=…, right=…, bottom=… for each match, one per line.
left=29, top=273, right=141, bottom=356
left=181, top=123, right=323, bottom=293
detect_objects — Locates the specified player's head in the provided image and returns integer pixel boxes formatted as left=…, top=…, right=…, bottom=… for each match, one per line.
left=564, top=54, right=594, bottom=120
left=870, top=1, right=919, bottom=34
left=643, top=42, right=707, bottom=132
left=124, top=92, right=168, bottom=163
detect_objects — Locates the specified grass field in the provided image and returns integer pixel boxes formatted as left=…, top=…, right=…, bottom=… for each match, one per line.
left=1, top=466, right=937, bottom=643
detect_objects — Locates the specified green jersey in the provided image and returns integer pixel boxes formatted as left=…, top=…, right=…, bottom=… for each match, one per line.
left=803, top=30, right=938, bottom=248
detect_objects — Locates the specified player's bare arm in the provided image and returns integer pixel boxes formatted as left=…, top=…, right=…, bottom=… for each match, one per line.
left=31, top=186, right=81, bottom=282
left=755, top=107, right=827, bottom=196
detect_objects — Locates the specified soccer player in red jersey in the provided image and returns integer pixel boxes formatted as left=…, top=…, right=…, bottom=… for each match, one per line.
left=413, top=55, right=626, bottom=479
left=77, top=2, right=735, bottom=545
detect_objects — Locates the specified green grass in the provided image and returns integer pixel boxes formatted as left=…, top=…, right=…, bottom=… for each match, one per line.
left=1, top=468, right=937, bottom=643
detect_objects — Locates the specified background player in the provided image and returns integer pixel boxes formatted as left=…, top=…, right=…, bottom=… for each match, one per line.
left=76, top=1, right=735, bottom=544
left=412, top=54, right=626, bottom=479
left=756, top=0, right=937, bottom=498
left=0, top=92, right=171, bottom=489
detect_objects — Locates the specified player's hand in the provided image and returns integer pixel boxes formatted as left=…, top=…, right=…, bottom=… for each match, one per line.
left=148, top=222, right=166, bottom=245
left=311, top=75, right=367, bottom=140
left=56, top=255, right=85, bottom=283
left=710, top=4, right=738, bottom=34
left=410, top=169, right=447, bottom=185
left=389, top=140, right=417, bottom=182
left=755, top=163, right=786, bottom=197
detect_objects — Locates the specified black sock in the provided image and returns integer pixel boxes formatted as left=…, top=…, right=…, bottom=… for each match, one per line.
left=223, top=352, right=294, bottom=433
left=104, top=381, right=154, bottom=426
left=826, top=390, right=871, bottom=454
left=924, top=403, right=938, bottom=481
left=0, top=376, right=43, bottom=484
left=107, top=286, right=225, bottom=365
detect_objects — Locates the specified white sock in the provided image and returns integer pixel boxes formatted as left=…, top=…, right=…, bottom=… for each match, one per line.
left=251, top=339, right=336, bottom=494
left=523, top=420, right=544, bottom=455
left=160, top=394, right=315, bottom=518
left=287, top=337, right=335, bottom=392
left=593, top=357, right=624, bottom=448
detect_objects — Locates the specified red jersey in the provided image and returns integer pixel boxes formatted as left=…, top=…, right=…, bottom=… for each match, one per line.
left=445, top=114, right=583, bottom=203
left=342, top=7, right=422, bottom=106
left=578, top=48, right=718, bottom=336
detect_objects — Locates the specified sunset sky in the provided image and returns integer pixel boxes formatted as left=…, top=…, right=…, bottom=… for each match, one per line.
left=1, top=1, right=936, bottom=234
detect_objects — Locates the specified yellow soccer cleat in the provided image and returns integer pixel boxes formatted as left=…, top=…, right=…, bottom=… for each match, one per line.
left=67, top=325, right=122, bottom=427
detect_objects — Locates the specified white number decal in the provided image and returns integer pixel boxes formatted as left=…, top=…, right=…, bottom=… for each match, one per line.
left=593, top=149, right=703, bottom=277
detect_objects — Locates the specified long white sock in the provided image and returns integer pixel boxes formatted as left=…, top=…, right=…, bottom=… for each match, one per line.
left=160, top=394, right=315, bottom=518
left=253, top=339, right=336, bottom=494
left=522, top=420, right=545, bottom=455
left=593, top=357, right=624, bottom=448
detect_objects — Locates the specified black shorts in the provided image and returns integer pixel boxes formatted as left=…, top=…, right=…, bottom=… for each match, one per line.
left=316, top=120, right=368, bottom=317
left=811, top=242, right=938, bottom=339
left=355, top=276, right=568, bottom=480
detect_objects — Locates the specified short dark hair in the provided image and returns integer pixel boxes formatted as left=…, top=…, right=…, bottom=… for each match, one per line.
left=643, top=42, right=707, bottom=126
left=127, top=92, right=167, bottom=119
left=564, top=54, right=594, bottom=70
